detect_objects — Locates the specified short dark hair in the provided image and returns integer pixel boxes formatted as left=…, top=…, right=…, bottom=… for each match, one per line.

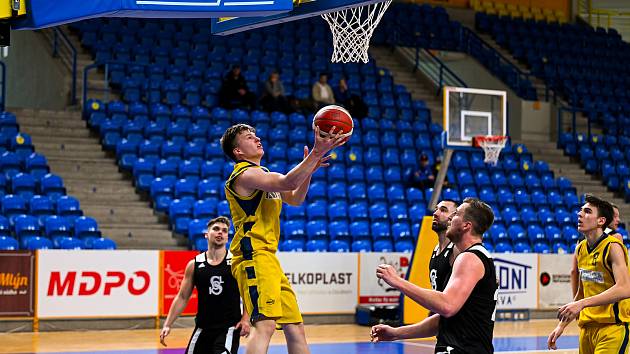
left=462, top=197, right=494, bottom=236
left=584, top=194, right=614, bottom=229
left=441, top=199, right=459, bottom=209
left=220, top=124, right=255, bottom=162
left=207, top=216, right=230, bottom=230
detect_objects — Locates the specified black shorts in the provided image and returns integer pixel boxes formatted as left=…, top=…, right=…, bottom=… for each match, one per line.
left=185, top=326, right=240, bottom=354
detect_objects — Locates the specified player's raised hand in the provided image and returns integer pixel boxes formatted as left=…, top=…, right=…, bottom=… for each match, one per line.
left=370, top=324, right=398, bottom=342
left=312, top=126, right=346, bottom=157
left=376, top=264, right=402, bottom=289
left=304, top=146, right=332, bottom=172
left=159, top=326, right=171, bottom=347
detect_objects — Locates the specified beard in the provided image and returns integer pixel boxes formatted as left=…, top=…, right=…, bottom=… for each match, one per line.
left=432, top=220, right=448, bottom=232
left=445, top=227, right=462, bottom=243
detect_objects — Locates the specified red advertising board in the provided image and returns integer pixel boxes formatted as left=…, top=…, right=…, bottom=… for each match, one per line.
left=0, top=251, right=34, bottom=317
left=162, top=251, right=199, bottom=316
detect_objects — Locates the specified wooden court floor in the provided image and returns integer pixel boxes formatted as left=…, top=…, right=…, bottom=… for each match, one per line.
left=0, top=319, right=579, bottom=354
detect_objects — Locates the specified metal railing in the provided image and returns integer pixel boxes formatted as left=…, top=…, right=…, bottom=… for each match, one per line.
left=0, top=61, right=6, bottom=111
left=460, top=27, right=545, bottom=100
left=556, top=106, right=592, bottom=143
left=390, top=23, right=467, bottom=94
left=51, top=27, right=77, bottom=105
left=82, top=61, right=121, bottom=114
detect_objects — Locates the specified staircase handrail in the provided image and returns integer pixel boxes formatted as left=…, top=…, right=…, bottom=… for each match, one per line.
left=51, top=27, right=77, bottom=105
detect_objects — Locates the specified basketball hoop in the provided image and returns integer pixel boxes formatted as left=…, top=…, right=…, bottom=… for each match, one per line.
left=321, top=0, right=392, bottom=63
left=473, top=136, right=508, bottom=166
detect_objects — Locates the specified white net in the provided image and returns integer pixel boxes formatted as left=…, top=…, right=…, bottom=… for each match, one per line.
left=321, top=0, right=392, bottom=63
left=478, top=137, right=507, bottom=166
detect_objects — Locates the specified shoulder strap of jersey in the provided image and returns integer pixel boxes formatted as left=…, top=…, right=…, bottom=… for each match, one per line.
left=195, top=252, right=205, bottom=263
left=467, top=244, right=492, bottom=259
left=603, top=237, right=628, bottom=271
left=225, top=161, right=261, bottom=197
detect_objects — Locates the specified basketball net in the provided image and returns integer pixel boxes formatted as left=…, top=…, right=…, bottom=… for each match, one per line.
left=321, top=0, right=392, bottom=63
left=476, top=136, right=507, bottom=166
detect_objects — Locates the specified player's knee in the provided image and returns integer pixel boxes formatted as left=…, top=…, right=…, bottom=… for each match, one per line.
left=282, top=323, right=306, bottom=340
left=254, top=319, right=276, bottom=337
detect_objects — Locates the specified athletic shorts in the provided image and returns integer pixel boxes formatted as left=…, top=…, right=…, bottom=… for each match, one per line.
left=231, top=249, right=303, bottom=325
left=185, top=326, right=240, bottom=354
left=580, top=323, right=629, bottom=354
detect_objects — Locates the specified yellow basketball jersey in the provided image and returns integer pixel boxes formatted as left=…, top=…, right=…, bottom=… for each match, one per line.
left=225, top=161, right=283, bottom=257
left=577, top=235, right=630, bottom=326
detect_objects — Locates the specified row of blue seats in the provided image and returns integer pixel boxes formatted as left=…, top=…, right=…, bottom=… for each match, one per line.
left=86, top=101, right=432, bottom=129
left=0, top=173, right=65, bottom=199
left=0, top=235, right=116, bottom=250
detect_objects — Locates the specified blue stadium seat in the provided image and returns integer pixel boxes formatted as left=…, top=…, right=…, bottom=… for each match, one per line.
left=92, top=237, right=117, bottom=250
left=39, top=173, right=66, bottom=200
left=350, top=221, right=370, bottom=239
left=169, top=199, right=193, bottom=235
left=306, top=220, right=327, bottom=239
left=371, top=221, right=391, bottom=239
left=394, top=238, right=415, bottom=252
left=281, top=239, right=305, bottom=252
left=2, top=194, right=27, bottom=221
left=306, top=200, right=327, bottom=220
left=348, top=183, right=367, bottom=202
left=329, top=239, right=350, bottom=252
left=494, top=241, right=513, bottom=253
left=328, top=201, right=348, bottom=221
left=15, top=215, right=41, bottom=246
left=306, top=239, right=328, bottom=252
left=25, top=153, right=50, bottom=179
left=349, top=202, right=369, bottom=221
left=30, top=195, right=55, bottom=223
left=284, top=220, right=306, bottom=239
left=0, top=236, right=18, bottom=250
left=507, top=224, right=526, bottom=240
left=513, top=242, right=532, bottom=253
left=24, top=236, right=53, bottom=250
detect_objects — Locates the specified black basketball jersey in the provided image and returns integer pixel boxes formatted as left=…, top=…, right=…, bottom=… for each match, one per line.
left=436, top=244, right=497, bottom=354
left=194, top=252, right=241, bottom=329
left=429, top=242, right=454, bottom=292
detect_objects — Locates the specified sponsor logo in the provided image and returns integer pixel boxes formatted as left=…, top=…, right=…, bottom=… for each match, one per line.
left=285, top=272, right=353, bottom=285
left=46, top=271, right=151, bottom=296
left=580, top=269, right=604, bottom=284
left=495, top=258, right=532, bottom=306
left=0, top=272, right=28, bottom=290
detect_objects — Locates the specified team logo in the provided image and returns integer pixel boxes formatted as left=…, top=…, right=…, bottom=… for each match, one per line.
left=210, top=276, right=224, bottom=295
left=266, top=192, right=281, bottom=199
left=429, top=269, right=437, bottom=290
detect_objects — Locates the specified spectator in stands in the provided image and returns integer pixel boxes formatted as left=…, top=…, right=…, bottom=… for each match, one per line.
left=334, top=77, right=368, bottom=119
left=260, top=71, right=289, bottom=113
left=219, top=65, right=256, bottom=110
left=406, top=153, right=437, bottom=190
left=312, top=73, right=335, bottom=109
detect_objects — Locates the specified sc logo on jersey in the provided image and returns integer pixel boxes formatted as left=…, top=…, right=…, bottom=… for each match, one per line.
left=210, top=276, right=224, bottom=295
left=429, top=269, right=438, bottom=290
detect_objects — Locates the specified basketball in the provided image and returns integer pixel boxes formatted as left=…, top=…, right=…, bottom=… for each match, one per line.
left=312, top=105, right=354, bottom=143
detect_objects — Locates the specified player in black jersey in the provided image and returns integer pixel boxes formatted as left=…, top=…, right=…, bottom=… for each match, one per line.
left=372, top=198, right=498, bottom=354
left=429, top=200, right=459, bottom=292
left=160, top=216, right=250, bottom=354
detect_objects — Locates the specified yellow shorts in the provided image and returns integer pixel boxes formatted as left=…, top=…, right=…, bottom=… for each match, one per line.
left=231, top=248, right=302, bottom=325
left=579, top=323, right=629, bottom=354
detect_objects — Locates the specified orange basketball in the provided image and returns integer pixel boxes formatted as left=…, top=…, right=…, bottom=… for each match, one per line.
left=312, top=105, right=354, bottom=142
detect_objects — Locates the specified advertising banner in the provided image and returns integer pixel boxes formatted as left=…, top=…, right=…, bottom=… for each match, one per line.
left=162, top=251, right=199, bottom=316
left=538, top=254, right=573, bottom=309
left=278, top=252, right=358, bottom=314
left=0, top=251, right=34, bottom=317
left=37, top=250, right=159, bottom=318
left=493, top=253, right=538, bottom=309
left=359, top=252, right=411, bottom=305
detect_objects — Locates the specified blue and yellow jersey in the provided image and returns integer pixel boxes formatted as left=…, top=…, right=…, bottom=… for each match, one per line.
left=577, top=235, right=630, bottom=326
left=225, top=161, right=283, bottom=258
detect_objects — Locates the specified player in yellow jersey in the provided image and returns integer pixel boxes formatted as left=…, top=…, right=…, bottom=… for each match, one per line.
left=548, top=194, right=630, bottom=353
left=220, top=123, right=345, bottom=354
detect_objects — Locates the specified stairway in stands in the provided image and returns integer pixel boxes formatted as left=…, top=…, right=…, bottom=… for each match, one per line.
left=370, top=46, right=443, bottom=124
left=13, top=32, right=183, bottom=249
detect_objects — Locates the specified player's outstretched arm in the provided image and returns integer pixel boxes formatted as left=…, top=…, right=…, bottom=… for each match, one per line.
left=371, top=314, right=440, bottom=343
left=237, top=126, right=344, bottom=193
left=281, top=145, right=331, bottom=206
left=376, top=252, right=484, bottom=317
left=558, top=243, right=630, bottom=322
left=160, top=260, right=195, bottom=346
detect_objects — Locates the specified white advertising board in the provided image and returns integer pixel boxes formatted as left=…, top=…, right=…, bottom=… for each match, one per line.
left=37, top=250, right=159, bottom=318
left=538, top=254, right=573, bottom=309
left=278, top=252, right=358, bottom=314
left=358, top=252, right=411, bottom=305
left=493, top=253, right=538, bottom=309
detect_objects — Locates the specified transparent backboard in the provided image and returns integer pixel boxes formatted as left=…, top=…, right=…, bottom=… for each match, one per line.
left=443, top=86, right=507, bottom=148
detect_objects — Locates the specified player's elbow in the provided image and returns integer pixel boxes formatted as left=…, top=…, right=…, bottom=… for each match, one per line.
left=440, top=303, right=461, bottom=318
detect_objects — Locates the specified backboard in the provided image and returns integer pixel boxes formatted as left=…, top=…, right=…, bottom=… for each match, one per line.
left=443, top=86, right=507, bottom=149
left=211, top=0, right=384, bottom=35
